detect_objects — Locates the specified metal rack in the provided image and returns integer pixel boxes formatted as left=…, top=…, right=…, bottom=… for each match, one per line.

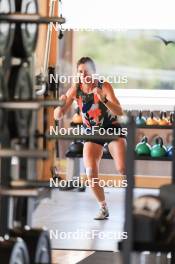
left=119, top=113, right=175, bottom=264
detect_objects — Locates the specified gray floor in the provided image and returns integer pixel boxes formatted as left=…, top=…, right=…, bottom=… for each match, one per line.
left=32, top=187, right=158, bottom=251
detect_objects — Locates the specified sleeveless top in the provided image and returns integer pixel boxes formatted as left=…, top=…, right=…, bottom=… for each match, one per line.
left=75, top=81, right=118, bottom=128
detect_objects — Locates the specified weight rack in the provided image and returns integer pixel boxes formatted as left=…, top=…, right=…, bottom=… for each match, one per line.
left=119, top=111, right=175, bottom=264
left=0, top=0, right=65, bottom=263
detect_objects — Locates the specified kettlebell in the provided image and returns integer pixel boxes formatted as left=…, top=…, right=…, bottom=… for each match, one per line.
left=168, top=112, right=174, bottom=126
left=167, top=146, right=174, bottom=157
left=135, top=136, right=151, bottom=156
left=72, top=108, right=83, bottom=124
left=135, top=111, right=146, bottom=125
left=65, top=141, right=83, bottom=157
left=158, top=111, right=169, bottom=126
left=146, top=112, right=158, bottom=126
left=151, top=137, right=167, bottom=158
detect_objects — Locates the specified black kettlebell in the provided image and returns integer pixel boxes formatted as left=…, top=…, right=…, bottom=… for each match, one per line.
left=66, top=141, right=83, bottom=157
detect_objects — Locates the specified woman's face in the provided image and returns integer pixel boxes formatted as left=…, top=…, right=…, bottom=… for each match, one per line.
left=77, top=63, right=94, bottom=84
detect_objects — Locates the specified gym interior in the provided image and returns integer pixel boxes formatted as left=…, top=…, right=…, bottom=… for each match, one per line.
left=0, top=1, right=175, bottom=264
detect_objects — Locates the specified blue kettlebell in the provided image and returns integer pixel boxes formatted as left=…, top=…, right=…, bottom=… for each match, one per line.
left=167, top=146, right=174, bottom=157
left=136, top=111, right=146, bottom=125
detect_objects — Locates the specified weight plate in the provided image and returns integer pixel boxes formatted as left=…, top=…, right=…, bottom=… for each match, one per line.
left=9, top=228, right=52, bottom=264
left=0, top=67, right=8, bottom=132
left=8, top=64, right=33, bottom=139
left=0, top=237, right=29, bottom=264
left=12, top=0, right=39, bottom=58
left=0, top=0, right=15, bottom=56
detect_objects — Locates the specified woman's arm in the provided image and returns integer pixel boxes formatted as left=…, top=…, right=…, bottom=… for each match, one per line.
left=93, top=82, right=123, bottom=116
left=54, top=85, right=77, bottom=120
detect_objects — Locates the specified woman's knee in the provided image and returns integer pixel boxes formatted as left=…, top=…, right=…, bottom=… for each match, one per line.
left=85, top=166, right=98, bottom=179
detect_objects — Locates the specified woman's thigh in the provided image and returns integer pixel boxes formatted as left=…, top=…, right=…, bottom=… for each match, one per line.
left=83, top=142, right=103, bottom=171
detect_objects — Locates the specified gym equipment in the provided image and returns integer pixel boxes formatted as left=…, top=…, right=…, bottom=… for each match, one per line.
left=133, top=195, right=164, bottom=243
left=160, top=184, right=175, bottom=210
left=133, top=195, right=163, bottom=218
left=0, top=149, right=48, bottom=158
left=0, top=67, right=8, bottom=132
left=12, top=0, right=39, bottom=57
left=146, top=112, right=158, bottom=126
left=0, top=0, right=15, bottom=56
left=158, top=111, right=169, bottom=126
left=71, top=108, right=83, bottom=125
left=151, top=137, right=167, bottom=158
left=135, top=111, right=146, bottom=126
left=66, top=141, right=84, bottom=157
left=0, top=13, right=65, bottom=24
left=118, top=111, right=175, bottom=264
left=8, top=63, right=33, bottom=139
left=169, top=112, right=174, bottom=126
left=9, top=228, right=51, bottom=264
left=0, top=237, right=29, bottom=264
left=0, top=99, right=65, bottom=109
left=167, top=146, right=173, bottom=157
left=36, top=0, right=62, bottom=96
left=135, top=136, right=151, bottom=156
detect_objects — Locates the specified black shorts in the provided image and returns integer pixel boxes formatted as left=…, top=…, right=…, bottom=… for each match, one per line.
left=84, top=124, right=126, bottom=147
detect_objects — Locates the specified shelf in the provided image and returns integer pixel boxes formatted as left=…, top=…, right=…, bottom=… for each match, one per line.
left=136, top=125, right=173, bottom=129
left=135, top=154, right=172, bottom=161
left=65, top=153, right=172, bottom=161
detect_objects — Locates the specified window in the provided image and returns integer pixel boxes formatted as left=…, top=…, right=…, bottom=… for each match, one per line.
left=75, top=30, right=175, bottom=90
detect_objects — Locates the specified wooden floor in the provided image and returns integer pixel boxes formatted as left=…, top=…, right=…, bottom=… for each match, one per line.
left=51, top=250, right=94, bottom=264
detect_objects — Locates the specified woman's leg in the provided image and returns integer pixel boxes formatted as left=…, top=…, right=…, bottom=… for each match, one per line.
left=83, top=142, right=104, bottom=202
left=83, top=141, right=109, bottom=219
left=108, top=137, right=126, bottom=175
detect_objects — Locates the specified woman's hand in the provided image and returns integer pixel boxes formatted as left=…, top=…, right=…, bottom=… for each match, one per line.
left=54, top=95, right=67, bottom=120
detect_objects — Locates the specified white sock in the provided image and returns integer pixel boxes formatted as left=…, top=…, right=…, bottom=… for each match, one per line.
left=99, top=200, right=107, bottom=209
